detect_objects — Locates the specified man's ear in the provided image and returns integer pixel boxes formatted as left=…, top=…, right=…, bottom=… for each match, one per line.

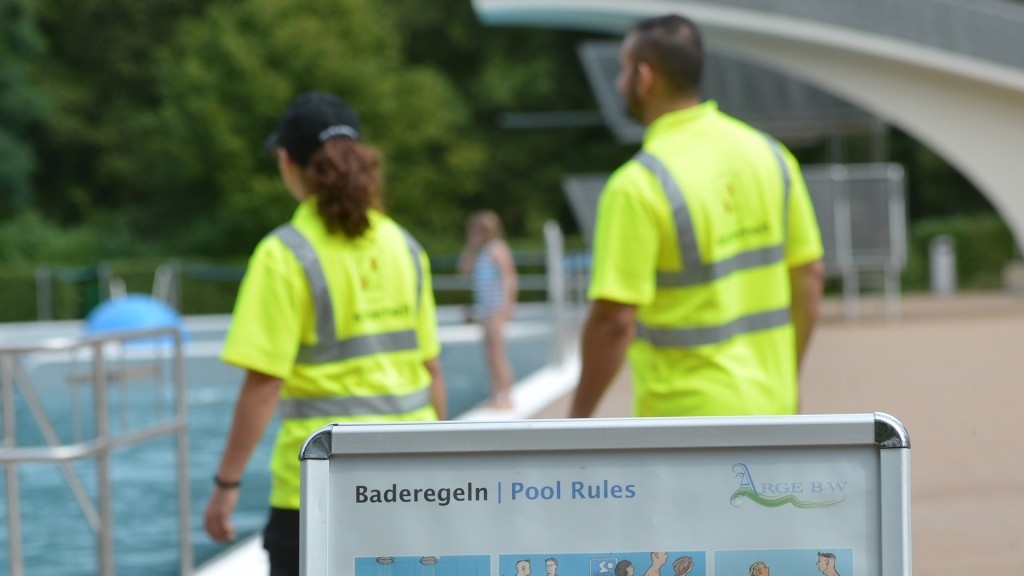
left=634, top=60, right=657, bottom=95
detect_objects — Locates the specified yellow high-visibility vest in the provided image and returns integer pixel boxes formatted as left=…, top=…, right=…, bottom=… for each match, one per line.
left=222, top=200, right=440, bottom=509
left=589, top=101, right=823, bottom=417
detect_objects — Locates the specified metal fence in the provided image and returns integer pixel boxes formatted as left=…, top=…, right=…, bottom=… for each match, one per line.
left=805, top=163, right=907, bottom=320
left=577, top=40, right=882, bottom=146
left=430, top=221, right=588, bottom=366
left=0, top=327, right=192, bottom=576
left=711, top=0, right=1024, bottom=71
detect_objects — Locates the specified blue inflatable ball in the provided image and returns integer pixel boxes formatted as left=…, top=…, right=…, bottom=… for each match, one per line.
left=85, top=294, right=186, bottom=344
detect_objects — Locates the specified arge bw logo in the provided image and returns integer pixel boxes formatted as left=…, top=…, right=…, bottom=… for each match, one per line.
left=730, top=463, right=848, bottom=509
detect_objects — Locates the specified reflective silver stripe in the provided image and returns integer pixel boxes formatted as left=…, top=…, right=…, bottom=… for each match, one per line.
left=634, top=136, right=791, bottom=288
left=635, top=152, right=703, bottom=286
left=401, top=228, right=424, bottom=314
left=296, top=329, right=419, bottom=364
left=632, top=138, right=794, bottom=349
left=635, top=307, right=791, bottom=348
left=271, top=223, right=422, bottom=365
left=279, top=386, right=432, bottom=419
left=274, top=224, right=335, bottom=348
left=765, top=136, right=791, bottom=237
left=657, top=245, right=786, bottom=286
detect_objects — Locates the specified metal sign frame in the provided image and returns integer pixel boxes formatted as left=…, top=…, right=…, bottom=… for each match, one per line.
left=300, top=413, right=911, bottom=576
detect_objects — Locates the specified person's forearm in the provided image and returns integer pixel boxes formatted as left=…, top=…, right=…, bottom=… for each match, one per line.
left=569, top=301, right=635, bottom=418
left=789, top=260, right=825, bottom=370
left=215, top=371, right=282, bottom=482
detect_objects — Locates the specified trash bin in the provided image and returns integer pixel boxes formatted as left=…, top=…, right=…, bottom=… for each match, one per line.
left=929, top=235, right=957, bottom=296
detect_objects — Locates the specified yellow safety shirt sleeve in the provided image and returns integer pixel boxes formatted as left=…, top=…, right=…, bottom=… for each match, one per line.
left=588, top=164, right=662, bottom=307
left=782, top=149, right=825, bottom=267
left=416, top=248, right=441, bottom=360
left=221, top=237, right=307, bottom=378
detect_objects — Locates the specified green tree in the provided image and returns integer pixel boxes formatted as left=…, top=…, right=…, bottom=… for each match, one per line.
left=30, top=0, right=211, bottom=223
left=120, top=0, right=485, bottom=255
left=391, top=0, right=635, bottom=242
left=0, top=0, right=46, bottom=215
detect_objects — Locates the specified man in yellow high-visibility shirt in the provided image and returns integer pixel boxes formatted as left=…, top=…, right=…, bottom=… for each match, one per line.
left=569, top=14, right=825, bottom=419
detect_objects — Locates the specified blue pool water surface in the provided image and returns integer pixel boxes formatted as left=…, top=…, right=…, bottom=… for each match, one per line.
left=0, top=311, right=553, bottom=575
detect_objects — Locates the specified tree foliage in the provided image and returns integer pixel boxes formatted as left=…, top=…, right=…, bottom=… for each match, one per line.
left=28, top=0, right=212, bottom=223
left=0, top=0, right=1007, bottom=271
left=113, top=0, right=486, bottom=254
left=0, top=0, right=46, bottom=215
left=392, top=0, right=635, bottom=240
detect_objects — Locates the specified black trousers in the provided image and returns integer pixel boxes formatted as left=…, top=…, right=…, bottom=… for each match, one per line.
left=263, top=507, right=300, bottom=576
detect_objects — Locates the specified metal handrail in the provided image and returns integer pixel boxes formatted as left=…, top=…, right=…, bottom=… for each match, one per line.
left=0, top=326, right=192, bottom=576
left=710, top=0, right=1024, bottom=71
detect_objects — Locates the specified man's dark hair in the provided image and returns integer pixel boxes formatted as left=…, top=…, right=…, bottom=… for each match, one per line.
left=630, top=14, right=704, bottom=94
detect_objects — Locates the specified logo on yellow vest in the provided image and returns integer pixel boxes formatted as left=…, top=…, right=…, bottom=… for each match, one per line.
left=723, top=182, right=736, bottom=213
left=360, top=255, right=384, bottom=296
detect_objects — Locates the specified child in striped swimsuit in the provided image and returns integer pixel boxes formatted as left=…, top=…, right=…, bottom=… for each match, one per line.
left=459, top=210, right=518, bottom=409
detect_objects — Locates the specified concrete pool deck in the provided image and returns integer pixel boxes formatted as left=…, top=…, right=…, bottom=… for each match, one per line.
left=535, top=292, right=1024, bottom=576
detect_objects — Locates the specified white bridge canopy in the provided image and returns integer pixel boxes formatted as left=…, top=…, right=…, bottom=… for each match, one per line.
left=472, top=0, right=1024, bottom=253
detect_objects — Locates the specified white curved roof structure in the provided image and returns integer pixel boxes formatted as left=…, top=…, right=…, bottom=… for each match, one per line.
left=473, top=0, right=1024, bottom=251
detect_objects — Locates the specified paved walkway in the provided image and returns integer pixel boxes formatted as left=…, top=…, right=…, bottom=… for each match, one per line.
left=534, top=292, right=1024, bottom=575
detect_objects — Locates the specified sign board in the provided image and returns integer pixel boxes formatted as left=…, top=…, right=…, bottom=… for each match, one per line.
left=300, top=414, right=911, bottom=576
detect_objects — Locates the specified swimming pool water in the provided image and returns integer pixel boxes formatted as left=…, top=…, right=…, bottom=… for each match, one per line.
left=0, top=315, right=553, bottom=575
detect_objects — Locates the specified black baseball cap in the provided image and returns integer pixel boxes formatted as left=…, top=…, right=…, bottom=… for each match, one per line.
left=263, top=91, right=361, bottom=166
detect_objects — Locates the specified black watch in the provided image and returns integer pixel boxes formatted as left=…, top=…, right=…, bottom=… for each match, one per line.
left=213, top=475, right=241, bottom=489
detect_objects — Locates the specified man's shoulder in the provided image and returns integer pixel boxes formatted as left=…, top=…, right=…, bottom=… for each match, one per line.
left=703, top=104, right=762, bottom=133
left=710, top=109, right=799, bottom=158
left=606, top=153, right=662, bottom=192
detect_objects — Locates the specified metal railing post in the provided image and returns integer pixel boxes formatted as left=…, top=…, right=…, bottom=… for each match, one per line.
left=1, top=327, right=192, bottom=575
left=544, top=221, right=566, bottom=365
left=174, top=330, right=193, bottom=575
left=2, top=352, right=25, bottom=576
left=35, top=265, right=53, bottom=321
left=93, top=341, right=115, bottom=575
left=97, top=263, right=113, bottom=303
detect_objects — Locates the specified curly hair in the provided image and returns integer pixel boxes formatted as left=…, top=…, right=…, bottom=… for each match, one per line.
left=302, top=138, right=383, bottom=237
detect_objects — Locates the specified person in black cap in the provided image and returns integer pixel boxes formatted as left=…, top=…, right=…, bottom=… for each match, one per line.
left=203, top=91, right=448, bottom=576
